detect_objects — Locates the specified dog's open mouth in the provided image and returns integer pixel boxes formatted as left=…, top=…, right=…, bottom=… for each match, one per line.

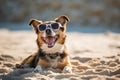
left=42, top=35, right=59, bottom=48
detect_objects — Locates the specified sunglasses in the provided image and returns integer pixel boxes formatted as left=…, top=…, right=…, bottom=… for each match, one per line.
left=37, top=23, right=61, bottom=32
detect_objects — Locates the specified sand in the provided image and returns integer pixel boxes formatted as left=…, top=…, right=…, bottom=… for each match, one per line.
left=0, top=29, right=120, bottom=80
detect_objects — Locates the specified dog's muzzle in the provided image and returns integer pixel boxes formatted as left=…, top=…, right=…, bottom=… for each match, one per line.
left=42, top=34, right=59, bottom=48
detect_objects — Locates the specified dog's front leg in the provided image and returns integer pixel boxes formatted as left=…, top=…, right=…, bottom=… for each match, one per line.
left=62, top=66, right=72, bottom=73
left=33, top=59, right=48, bottom=74
left=62, top=56, right=72, bottom=73
left=34, top=65, right=43, bottom=73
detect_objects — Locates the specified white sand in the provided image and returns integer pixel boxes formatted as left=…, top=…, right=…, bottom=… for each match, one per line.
left=0, top=29, right=120, bottom=80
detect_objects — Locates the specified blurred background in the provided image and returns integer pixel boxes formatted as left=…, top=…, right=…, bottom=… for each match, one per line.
left=0, top=0, right=120, bottom=32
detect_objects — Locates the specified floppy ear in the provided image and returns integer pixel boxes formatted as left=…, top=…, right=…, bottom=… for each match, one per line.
left=29, top=19, right=43, bottom=34
left=55, top=15, right=70, bottom=26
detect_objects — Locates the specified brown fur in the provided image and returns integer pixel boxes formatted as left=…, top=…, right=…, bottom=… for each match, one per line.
left=18, top=15, right=72, bottom=72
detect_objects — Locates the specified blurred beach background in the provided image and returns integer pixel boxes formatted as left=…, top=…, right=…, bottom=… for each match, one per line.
left=0, top=0, right=120, bottom=80
left=0, top=0, right=120, bottom=32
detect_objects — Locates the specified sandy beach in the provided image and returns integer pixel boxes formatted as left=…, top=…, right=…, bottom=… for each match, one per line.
left=0, top=29, right=120, bottom=80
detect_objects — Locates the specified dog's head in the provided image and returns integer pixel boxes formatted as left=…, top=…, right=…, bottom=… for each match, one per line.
left=29, top=15, right=70, bottom=49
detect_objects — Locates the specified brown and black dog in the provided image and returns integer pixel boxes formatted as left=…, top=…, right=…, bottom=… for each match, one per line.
left=17, top=15, right=72, bottom=73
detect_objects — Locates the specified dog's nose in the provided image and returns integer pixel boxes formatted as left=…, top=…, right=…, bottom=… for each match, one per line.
left=46, top=29, right=51, bottom=35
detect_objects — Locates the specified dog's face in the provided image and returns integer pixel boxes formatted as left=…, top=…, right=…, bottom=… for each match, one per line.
left=29, top=15, right=70, bottom=49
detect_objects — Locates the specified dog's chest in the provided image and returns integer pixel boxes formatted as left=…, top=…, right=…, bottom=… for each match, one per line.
left=45, top=54, right=62, bottom=68
left=39, top=43, right=66, bottom=68
left=41, top=43, right=64, bottom=54
left=49, top=56, right=60, bottom=68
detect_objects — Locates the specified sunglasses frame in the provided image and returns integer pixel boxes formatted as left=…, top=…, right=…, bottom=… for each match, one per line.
left=37, top=23, right=62, bottom=32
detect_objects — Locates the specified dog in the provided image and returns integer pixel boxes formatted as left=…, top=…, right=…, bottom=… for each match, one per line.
left=17, top=15, right=72, bottom=73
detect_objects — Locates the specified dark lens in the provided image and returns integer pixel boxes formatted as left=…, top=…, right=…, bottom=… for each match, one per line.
left=51, top=23, right=59, bottom=30
left=38, top=24, right=46, bottom=31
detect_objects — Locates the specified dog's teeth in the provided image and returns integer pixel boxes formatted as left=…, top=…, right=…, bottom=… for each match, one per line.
left=42, top=35, right=58, bottom=48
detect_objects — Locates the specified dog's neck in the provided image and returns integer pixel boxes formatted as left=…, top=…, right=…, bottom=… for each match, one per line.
left=40, top=43, right=64, bottom=54
left=37, top=49, right=67, bottom=59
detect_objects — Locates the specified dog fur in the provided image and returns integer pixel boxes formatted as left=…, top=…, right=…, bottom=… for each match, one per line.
left=18, top=15, right=72, bottom=73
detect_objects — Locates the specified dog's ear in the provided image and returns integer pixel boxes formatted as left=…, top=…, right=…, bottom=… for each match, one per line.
left=29, top=19, right=43, bottom=34
left=55, top=15, right=70, bottom=26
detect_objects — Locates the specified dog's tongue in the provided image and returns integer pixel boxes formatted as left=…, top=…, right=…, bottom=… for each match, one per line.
left=46, top=36, right=55, bottom=48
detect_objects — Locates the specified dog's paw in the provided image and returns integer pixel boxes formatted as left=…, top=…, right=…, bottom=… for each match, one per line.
left=33, top=65, right=43, bottom=73
left=62, top=66, right=72, bottom=74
